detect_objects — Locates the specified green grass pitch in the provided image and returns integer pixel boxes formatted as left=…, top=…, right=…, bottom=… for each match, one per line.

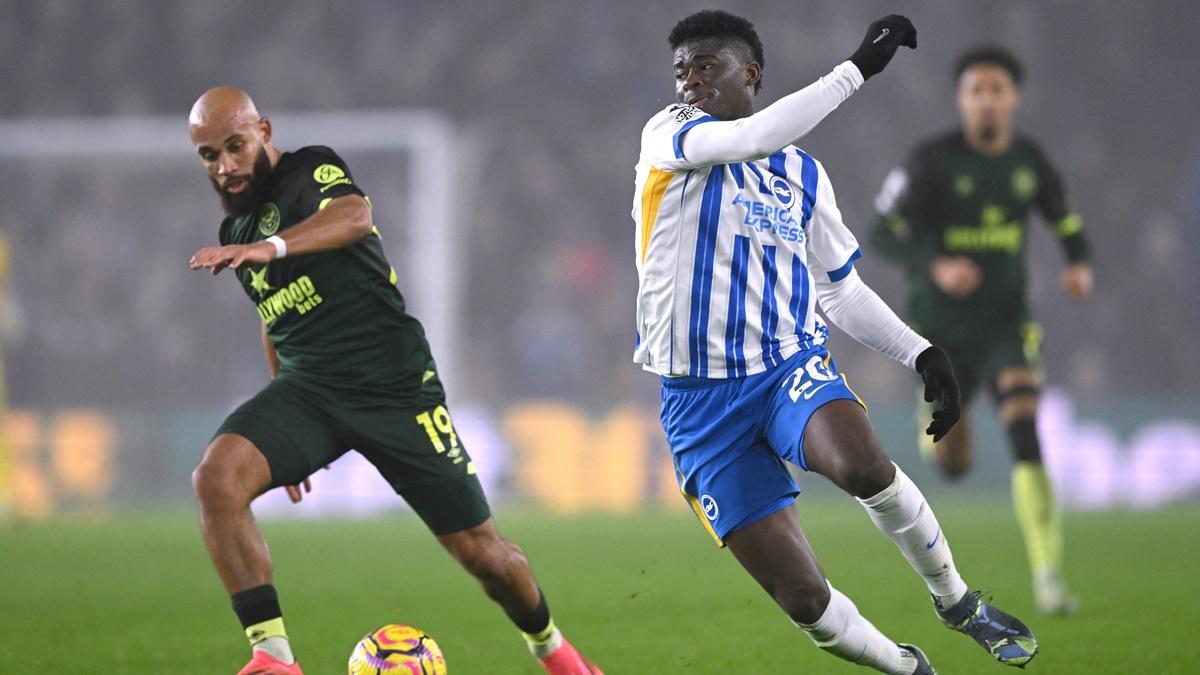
left=2, top=499, right=1198, bottom=673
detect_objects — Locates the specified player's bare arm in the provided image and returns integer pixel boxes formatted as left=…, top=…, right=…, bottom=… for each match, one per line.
left=189, top=194, right=371, bottom=275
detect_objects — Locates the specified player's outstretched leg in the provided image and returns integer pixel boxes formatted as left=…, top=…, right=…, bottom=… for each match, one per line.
left=192, top=434, right=303, bottom=675
left=995, top=367, right=1077, bottom=616
left=804, top=400, right=1038, bottom=668
left=437, top=520, right=601, bottom=675
left=727, top=508, right=935, bottom=674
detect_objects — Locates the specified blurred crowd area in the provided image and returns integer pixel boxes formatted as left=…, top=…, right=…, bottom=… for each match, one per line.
left=1, top=0, right=1198, bottom=414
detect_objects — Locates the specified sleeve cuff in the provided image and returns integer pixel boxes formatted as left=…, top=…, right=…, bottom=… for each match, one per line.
left=827, top=248, right=863, bottom=282
left=836, top=60, right=866, bottom=88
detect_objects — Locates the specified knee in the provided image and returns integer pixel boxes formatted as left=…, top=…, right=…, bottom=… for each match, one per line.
left=776, top=578, right=831, bottom=625
left=843, top=454, right=896, bottom=500
left=456, top=537, right=524, bottom=583
left=191, top=457, right=252, bottom=510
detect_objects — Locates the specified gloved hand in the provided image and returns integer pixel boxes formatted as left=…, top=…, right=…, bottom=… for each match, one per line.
left=915, top=345, right=961, bottom=442
left=849, top=15, right=918, bottom=80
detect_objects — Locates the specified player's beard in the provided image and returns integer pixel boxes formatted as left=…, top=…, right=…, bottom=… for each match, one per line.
left=977, top=124, right=999, bottom=143
left=212, top=148, right=273, bottom=216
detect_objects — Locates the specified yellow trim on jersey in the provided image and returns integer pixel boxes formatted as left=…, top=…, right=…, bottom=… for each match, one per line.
left=1054, top=213, right=1082, bottom=238
left=640, top=168, right=674, bottom=261
left=678, top=467, right=724, bottom=548
left=389, top=267, right=399, bottom=285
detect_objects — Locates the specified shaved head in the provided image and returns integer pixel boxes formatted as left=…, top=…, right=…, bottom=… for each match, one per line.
left=189, top=85, right=261, bottom=132
left=189, top=86, right=280, bottom=216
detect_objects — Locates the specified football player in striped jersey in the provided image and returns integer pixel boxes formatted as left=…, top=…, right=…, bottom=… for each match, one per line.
left=632, top=11, right=1037, bottom=673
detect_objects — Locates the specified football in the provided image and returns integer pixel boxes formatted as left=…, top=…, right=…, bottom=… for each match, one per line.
left=348, top=624, right=448, bottom=674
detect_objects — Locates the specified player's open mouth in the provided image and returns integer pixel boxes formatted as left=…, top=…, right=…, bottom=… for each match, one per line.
left=224, top=177, right=250, bottom=194
left=687, top=96, right=710, bottom=108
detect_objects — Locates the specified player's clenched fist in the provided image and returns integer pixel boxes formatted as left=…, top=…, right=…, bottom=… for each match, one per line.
left=849, top=14, right=918, bottom=80
left=189, top=242, right=275, bottom=275
left=930, top=256, right=983, bottom=298
left=1060, top=262, right=1093, bottom=300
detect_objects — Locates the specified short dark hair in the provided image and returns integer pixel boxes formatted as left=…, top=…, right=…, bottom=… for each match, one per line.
left=669, top=10, right=765, bottom=93
left=954, top=45, right=1024, bottom=86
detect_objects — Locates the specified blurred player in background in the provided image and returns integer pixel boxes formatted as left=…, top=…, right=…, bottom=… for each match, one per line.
left=634, top=12, right=1037, bottom=673
left=870, top=46, right=1093, bottom=615
left=187, top=87, right=600, bottom=675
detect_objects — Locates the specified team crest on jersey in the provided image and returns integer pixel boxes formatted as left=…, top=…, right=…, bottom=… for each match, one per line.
left=258, top=202, right=281, bottom=236
left=769, top=175, right=796, bottom=208
left=700, top=494, right=719, bottom=521
left=1012, top=166, right=1037, bottom=200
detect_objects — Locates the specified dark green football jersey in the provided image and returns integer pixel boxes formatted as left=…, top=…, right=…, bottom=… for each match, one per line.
left=870, top=131, right=1089, bottom=342
left=219, top=146, right=433, bottom=393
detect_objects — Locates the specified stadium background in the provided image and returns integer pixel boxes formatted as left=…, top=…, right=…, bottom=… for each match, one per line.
left=2, top=1, right=1198, bottom=673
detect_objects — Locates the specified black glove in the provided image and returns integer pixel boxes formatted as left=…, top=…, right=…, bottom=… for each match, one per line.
left=915, top=345, right=960, bottom=443
left=848, top=15, right=918, bottom=80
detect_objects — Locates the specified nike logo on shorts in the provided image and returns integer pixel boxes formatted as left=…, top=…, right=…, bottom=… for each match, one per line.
left=802, top=380, right=837, bottom=400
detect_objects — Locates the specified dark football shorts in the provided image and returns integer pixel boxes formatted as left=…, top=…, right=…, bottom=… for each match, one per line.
left=931, top=320, right=1044, bottom=407
left=215, top=372, right=490, bottom=535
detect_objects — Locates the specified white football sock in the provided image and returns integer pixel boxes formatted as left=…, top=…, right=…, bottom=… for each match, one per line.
left=858, top=463, right=968, bottom=607
left=796, top=582, right=916, bottom=675
left=253, top=636, right=295, bottom=664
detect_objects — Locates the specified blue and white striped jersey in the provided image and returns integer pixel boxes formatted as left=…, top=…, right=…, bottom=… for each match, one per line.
left=633, top=104, right=863, bottom=378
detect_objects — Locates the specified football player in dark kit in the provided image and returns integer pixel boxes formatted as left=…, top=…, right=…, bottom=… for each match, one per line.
left=870, top=47, right=1093, bottom=616
left=188, top=86, right=601, bottom=675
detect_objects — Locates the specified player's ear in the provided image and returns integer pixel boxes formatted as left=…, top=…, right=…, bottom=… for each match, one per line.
left=259, top=116, right=273, bottom=144
left=745, top=62, right=762, bottom=91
